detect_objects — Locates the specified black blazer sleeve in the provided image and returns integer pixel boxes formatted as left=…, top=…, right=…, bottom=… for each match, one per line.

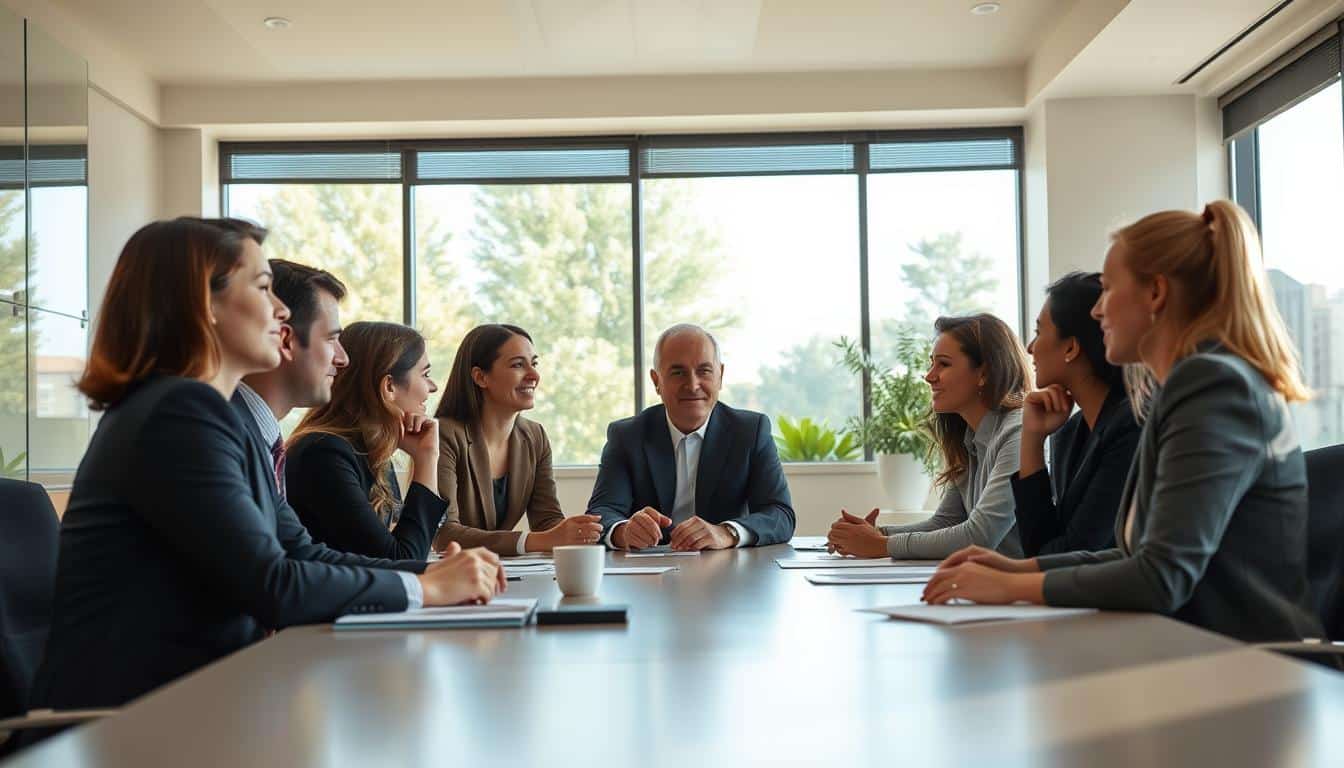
left=275, top=498, right=426, bottom=573
left=1011, top=418, right=1137, bottom=557
left=134, top=385, right=409, bottom=626
left=738, top=413, right=795, bottom=546
left=587, top=421, right=637, bottom=537
left=286, top=434, right=446, bottom=561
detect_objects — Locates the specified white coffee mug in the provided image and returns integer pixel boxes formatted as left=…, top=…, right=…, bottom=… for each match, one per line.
left=554, top=545, right=604, bottom=597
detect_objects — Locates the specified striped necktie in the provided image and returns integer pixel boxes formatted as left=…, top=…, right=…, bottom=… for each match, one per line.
left=269, top=436, right=287, bottom=501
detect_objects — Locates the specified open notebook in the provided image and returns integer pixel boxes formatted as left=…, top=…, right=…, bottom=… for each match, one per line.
left=334, top=598, right=539, bottom=631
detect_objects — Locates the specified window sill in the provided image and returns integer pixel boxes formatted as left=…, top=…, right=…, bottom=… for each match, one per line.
left=553, top=461, right=876, bottom=480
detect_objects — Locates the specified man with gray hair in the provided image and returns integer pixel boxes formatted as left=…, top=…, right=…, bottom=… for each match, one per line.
left=586, top=324, right=795, bottom=550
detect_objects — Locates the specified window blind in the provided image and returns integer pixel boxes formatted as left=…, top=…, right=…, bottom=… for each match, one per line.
left=416, top=148, right=630, bottom=181
left=868, top=138, right=1017, bottom=172
left=1221, top=26, right=1341, bottom=141
left=226, top=151, right=402, bottom=182
left=640, top=143, right=856, bottom=177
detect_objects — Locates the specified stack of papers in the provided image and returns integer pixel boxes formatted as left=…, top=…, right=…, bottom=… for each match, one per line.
left=805, top=568, right=939, bottom=585
left=789, top=536, right=830, bottom=552
left=860, top=604, right=1097, bottom=625
left=502, top=562, right=557, bottom=576
left=777, top=555, right=940, bottom=570
left=624, top=546, right=700, bottom=558
left=334, top=598, right=539, bottom=630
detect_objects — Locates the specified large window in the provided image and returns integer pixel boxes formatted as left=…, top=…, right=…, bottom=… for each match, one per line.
left=1226, top=25, right=1344, bottom=450
left=223, top=132, right=1024, bottom=464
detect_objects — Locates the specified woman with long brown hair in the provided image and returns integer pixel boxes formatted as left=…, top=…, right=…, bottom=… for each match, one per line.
left=285, top=321, right=449, bottom=560
left=29, top=219, right=501, bottom=716
left=432, top=324, right=602, bottom=555
left=827, top=313, right=1031, bottom=559
left=924, top=201, right=1322, bottom=643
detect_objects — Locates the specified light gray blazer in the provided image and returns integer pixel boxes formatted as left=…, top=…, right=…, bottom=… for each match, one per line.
left=1038, top=345, right=1321, bottom=643
left=881, top=407, right=1024, bottom=559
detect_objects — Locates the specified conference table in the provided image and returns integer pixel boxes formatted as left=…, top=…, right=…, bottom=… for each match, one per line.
left=8, top=545, right=1344, bottom=767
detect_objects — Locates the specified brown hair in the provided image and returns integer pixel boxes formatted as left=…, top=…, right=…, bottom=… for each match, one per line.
left=1112, top=199, right=1310, bottom=403
left=928, top=313, right=1031, bottom=487
left=289, top=321, right=427, bottom=520
left=78, top=217, right=268, bottom=410
left=434, top=324, right=533, bottom=425
left=269, top=259, right=347, bottom=345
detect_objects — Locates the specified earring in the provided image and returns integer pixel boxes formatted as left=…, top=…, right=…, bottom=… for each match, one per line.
left=1065, top=356, right=1073, bottom=363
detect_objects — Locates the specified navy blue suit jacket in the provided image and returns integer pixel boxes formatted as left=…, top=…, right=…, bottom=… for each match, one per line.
left=586, top=403, right=795, bottom=546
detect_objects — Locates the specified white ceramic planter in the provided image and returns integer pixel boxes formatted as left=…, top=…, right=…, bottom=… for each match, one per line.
left=877, top=452, right=930, bottom=511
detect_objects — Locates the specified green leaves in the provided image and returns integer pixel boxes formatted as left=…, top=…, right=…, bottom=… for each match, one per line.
left=773, top=415, right=862, bottom=462
left=836, top=334, right=940, bottom=475
left=0, top=447, right=26, bottom=479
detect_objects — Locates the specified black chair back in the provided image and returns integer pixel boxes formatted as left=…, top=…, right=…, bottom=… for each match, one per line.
left=1304, top=444, right=1344, bottom=640
left=0, top=479, right=59, bottom=721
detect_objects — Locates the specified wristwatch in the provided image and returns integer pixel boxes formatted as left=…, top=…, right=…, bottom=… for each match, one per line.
left=723, top=523, right=741, bottom=547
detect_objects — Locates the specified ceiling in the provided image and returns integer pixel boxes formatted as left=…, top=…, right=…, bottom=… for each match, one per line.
left=47, top=0, right=1074, bottom=83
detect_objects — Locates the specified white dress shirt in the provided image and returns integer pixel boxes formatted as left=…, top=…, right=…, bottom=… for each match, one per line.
left=605, top=410, right=755, bottom=549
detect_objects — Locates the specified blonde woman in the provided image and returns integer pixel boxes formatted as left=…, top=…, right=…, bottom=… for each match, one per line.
left=924, top=201, right=1323, bottom=643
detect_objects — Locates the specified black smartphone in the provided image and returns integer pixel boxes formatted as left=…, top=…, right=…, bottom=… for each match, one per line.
left=535, top=604, right=628, bottom=626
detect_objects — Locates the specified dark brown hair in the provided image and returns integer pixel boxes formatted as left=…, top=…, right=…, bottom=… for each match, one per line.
left=78, top=217, right=267, bottom=410
left=434, top=324, right=534, bottom=425
left=928, top=313, right=1030, bottom=487
left=289, top=321, right=426, bottom=519
left=269, top=259, right=347, bottom=345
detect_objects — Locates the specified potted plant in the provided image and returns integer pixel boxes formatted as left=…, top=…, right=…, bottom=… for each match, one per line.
left=838, top=334, right=938, bottom=510
left=773, top=416, right=862, bottom=462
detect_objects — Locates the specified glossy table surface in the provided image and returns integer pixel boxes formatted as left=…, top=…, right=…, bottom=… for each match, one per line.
left=8, top=545, right=1344, bottom=767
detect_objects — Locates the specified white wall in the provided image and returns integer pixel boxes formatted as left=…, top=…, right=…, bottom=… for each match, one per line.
left=1041, top=95, right=1207, bottom=278
left=88, top=89, right=160, bottom=324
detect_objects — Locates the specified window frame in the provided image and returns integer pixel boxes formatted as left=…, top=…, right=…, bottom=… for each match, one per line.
left=220, top=128, right=1027, bottom=463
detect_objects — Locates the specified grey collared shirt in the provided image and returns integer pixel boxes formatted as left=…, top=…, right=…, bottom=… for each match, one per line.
left=880, top=407, right=1024, bottom=559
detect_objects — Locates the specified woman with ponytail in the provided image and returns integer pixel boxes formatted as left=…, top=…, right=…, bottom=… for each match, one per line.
left=924, top=201, right=1322, bottom=643
left=285, top=322, right=449, bottom=561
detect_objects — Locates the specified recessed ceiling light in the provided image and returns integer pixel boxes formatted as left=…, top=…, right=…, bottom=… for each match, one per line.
left=262, top=16, right=291, bottom=29
left=971, top=2, right=1001, bottom=14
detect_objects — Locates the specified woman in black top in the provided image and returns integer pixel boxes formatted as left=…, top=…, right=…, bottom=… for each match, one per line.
left=286, top=322, right=448, bottom=561
left=31, top=219, right=500, bottom=715
left=1011, top=272, right=1139, bottom=556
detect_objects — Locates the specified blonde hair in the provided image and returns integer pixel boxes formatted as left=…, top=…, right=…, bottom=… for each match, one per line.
left=1111, top=199, right=1310, bottom=404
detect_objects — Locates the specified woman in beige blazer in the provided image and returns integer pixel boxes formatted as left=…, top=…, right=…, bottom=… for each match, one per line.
left=432, top=324, right=602, bottom=555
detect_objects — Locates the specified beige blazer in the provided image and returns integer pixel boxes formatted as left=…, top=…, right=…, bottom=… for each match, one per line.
left=432, top=415, right=564, bottom=555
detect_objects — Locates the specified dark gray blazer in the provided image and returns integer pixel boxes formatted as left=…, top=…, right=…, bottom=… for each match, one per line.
left=586, top=403, right=795, bottom=546
left=1038, top=346, right=1322, bottom=642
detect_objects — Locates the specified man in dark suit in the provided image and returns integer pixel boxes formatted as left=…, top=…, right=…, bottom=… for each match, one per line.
left=232, top=259, right=443, bottom=598
left=587, top=324, right=795, bottom=550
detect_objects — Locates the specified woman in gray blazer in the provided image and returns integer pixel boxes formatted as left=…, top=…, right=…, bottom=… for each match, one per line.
left=924, top=201, right=1322, bottom=643
left=828, top=313, right=1031, bottom=560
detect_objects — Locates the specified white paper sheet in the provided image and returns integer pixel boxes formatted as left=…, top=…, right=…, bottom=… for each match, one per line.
left=605, top=566, right=678, bottom=575
left=334, top=598, right=539, bottom=630
left=860, top=604, right=1098, bottom=625
left=789, top=536, right=830, bottom=552
left=776, top=556, right=941, bottom=570
left=805, top=569, right=937, bottom=585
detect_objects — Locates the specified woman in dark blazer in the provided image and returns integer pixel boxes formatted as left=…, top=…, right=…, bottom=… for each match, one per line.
left=286, top=322, right=449, bottom=561
left=31, top=219, right=500, bottom=714
left=432, top=324, right=601, bottom=556
left=1011, top=272, right=1139, bottom=556
left=924, top=201, right=1322, bottom=643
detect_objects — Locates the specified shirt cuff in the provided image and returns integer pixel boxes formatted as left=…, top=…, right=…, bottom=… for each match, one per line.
left=886, top=533, right=908, bottom=559
left=516, top=531, right=529, bottom=556
left=604, top=520, right=628, bottom=550
left=725, top=520, right=755, bottom=548
left=397, top=570, right=424, bottom=610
